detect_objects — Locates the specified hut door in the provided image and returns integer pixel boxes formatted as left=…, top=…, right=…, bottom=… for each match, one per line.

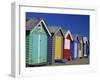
left=74, top=43, right=77, bottom=59
left=84, top=44, right=87, bottom=56
left=55, top=36, right=61, bottom=60
left=32, top=32, right=39, bottom=64
left=40, top=33, right=47, bottom=63
left=65, top=39, right=70, bottom=49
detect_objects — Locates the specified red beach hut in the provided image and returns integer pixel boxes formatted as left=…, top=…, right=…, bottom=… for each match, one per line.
left=63, top=30, right=73, bottom=61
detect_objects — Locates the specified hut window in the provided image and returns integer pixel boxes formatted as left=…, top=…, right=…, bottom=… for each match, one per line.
left=37, top=24, right=41, bottom=31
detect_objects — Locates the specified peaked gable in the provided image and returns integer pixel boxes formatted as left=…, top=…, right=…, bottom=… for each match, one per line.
left=26, top=18, right=51, bottom=36
left=54, top=27, right=64, bottom=37
left=65, top=30, right=73, bottom=41
left=72, top=34, right=79, bottom=42
left=78, top=35, right=84, bottom=43
left=56, top=29, right=62, bottom=36
left=48, top=27, right=64, bottom=37
left=33, top=22, right=46, bottom=33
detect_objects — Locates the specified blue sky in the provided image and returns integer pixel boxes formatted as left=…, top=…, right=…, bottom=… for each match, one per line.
left=26, top=12, right=89, bottom=39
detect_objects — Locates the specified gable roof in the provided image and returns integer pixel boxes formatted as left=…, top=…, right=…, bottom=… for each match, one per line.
left=48, top=26, right=64, bottom=37
left=78, top=35, right=84, bottom=42
left=48, top=26, right=59, bottom=33
left=72, top=34, right=79, bottom=42
left=26, top=18, right=51, bottom=36
left=65, top=30, right=73, bottom=41
left=26, top=18, right=41, bottom=30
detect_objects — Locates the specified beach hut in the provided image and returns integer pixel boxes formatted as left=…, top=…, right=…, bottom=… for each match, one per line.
left=83, top=37, right=89, bottom=57
left=26, top=18, right=51, bottom=66
left=78, top=35, right=84, bottom=59
left=48, top=27, right=64, bottom=63
left=71, top=35, right=79, bottom=60
left=64, top=30, right=73, bottom=61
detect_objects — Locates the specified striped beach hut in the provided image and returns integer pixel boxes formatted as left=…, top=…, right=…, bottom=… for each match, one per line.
left=78, top=35, right=84, bottom=59
left=26, top=18, right=51, bottom=66
left=48, top=27, right=64, bottom=63
left=71, top=35, right=79, bottom=60
left=64, top=30, right=73, bottom=61
left=83, top=37, right=89, bottom=57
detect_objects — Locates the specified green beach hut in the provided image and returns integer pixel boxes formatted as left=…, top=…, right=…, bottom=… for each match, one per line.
left=26, top=18, right=51, bottom=66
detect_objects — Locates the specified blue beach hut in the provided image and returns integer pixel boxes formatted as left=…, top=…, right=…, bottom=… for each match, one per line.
left=71, top=35, right=79, bottom=60
left=83, top=37, right=89, bottom=58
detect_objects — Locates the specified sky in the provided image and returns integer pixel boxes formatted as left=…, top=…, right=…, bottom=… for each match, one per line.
left=26, top=12, right=90, bottom=39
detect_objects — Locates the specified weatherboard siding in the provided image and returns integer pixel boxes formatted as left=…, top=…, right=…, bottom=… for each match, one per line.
left=47, top=36, right=52, bottom=64
left=32, top=31, right=39, bottom=64
left=40, top=33, right=47, bottom=63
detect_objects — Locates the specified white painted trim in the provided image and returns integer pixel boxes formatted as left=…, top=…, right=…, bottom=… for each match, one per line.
left=38, top=33, right=40, bottom=64
left=53, top=27, right=64, bottom=37
left=41, top=19, right=52, bottom=36
left=33, top=19, right=52, bottom=36
left=65, top=30, right=73, bottom=41
left=54, top=27, right=61, bottom=35
left=74, top=43, right=77, bottom=58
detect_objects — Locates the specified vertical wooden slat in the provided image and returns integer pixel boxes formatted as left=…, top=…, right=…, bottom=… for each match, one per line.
left=47, top=36, right=52, bottom=64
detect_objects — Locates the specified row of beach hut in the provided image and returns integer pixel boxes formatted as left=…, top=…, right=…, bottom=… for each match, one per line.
left=26, top=18, right=89, bottom=66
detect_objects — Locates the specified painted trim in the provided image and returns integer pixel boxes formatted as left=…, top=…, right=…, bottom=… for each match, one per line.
left=41, top=19, right=52, bottom=36
left=38, top=33, right=40, bottom=64
left=54, top=27, right=64, bottom=37
left=31, top=19, right=52, bottom=36
left=65, top=30, right=73, bottom=41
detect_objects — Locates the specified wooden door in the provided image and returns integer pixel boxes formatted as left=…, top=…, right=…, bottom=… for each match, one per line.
left=84, top=44, right=87, bottom=56
left=64, top=39, right=70, bottom=49
left=55, top=36, right=61, bottom=60
left=78, top=43, right=82, bottom=58
left=32, top=31, right=39, bottom=64
left=40, top=33, right=47, bottom=63
left=74, top=43, right=77, bottom=59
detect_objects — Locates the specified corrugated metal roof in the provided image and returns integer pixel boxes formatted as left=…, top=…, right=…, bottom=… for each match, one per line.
left=26, top=18, right=42, bottom=30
